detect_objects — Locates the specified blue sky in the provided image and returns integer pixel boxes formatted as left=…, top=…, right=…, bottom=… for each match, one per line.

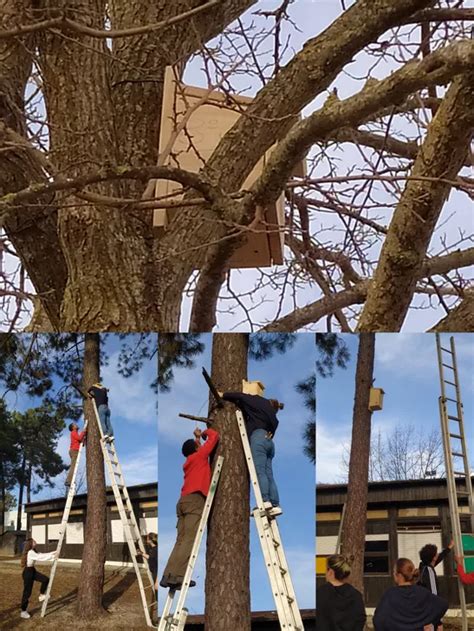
left=158, top=333, right=315, bottom=614
left=5, top=334, right=158, bottom=504
left=316, top=333, right=474, bottom=483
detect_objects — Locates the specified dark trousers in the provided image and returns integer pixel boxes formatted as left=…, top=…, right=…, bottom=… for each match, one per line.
left=162, top=493, right=205, bottom=581
left=65, top=449, right=79, bottom=486
left=21, top=567, right=49, bottom=611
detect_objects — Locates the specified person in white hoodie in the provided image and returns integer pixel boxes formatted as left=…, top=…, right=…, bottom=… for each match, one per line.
left=20, top=538, right=57, bottom=619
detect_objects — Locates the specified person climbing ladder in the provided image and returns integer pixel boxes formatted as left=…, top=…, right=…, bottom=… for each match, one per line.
left=87, top=381, right=113, bottom=442
left=20, top=539, right=57, bottom=619
left=65, top=421, right=87, bottom=487
left=160, top=425, right=219, bottom=589
left=220, top=389, right=283, bottom=516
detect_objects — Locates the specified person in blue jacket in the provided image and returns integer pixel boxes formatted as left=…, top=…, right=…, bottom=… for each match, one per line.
left=221, top=390, right=283, bottom=517
left=374, top=558, right=448, bottom=631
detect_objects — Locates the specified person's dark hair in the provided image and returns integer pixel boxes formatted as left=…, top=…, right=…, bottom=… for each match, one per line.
left=327, top=554, right=353, bottom=581
left=182, top=439, right=197, bottom=457
left=419, top=544, right=438, bottom=565
left=269, top=399, right=284, bottom=411
left=68, top=422, right=75, bottom=432
left=21, top=538, right=35, bottom=568
left=147, top=532, right=157, bottom=547
left=395, top=558, right=419, bottom=583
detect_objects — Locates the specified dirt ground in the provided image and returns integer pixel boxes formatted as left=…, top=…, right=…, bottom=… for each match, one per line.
left=0, top=558, right=155, bottom=630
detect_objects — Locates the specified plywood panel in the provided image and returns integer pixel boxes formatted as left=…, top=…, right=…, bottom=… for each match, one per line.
left=31, top=524, right=46, bottom=544
left=66, top=522, right=84, bottom=545
left=397, top=530, right=444, bottom=576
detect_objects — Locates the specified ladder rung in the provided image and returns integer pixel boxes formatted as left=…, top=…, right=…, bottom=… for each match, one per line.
left=444, top=380, right=457, bottom=387
left=440, top=346, right=453, bottom=354
left=448, top=415, right=461, bottom=422
left=453, top=471, right=467, bottom=476
left=445, top=397, right=458, bottom=403
left=450, top=433, right=463, bottom=439
left=457, top=491, right=472, bottom=496
left=451, top=452, right=465, bottom=458
left=442, top=363, right=454, bottom=370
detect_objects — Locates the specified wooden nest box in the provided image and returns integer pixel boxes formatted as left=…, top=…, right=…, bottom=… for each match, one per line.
left=369, top=387, right=385, bottom=412
left=153, top=67, right=305, bottom=268
left=242, top=380, right=265, bottom=396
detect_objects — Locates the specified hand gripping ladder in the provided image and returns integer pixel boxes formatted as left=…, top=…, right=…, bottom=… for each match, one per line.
left=235, top=410, right=304, bottom=631
left=40, top=419, right=88, bottom=617
left=158, top=455, right=224, bottom=631
left=436, top=334, right=474, bottom=631
left=91, top=399, right=157, bottom=627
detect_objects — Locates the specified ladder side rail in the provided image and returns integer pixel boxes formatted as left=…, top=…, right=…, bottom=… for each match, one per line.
left=336, top=503, right=346, bottom=554
left=105, top=443, right=156, bottom=590
left=252, top=511, right=295, bottom=629
left=158, top=591, right=175, bottom=631
left=170, top=456, right=225, bottom=628
left=100, top=440, right=154, bottom=627
left=268, top=518, right=304, bottom=628
left=235, top=410, right=265, bottom=509
left=450, top=337, right=474, bottom=523
left=40, top=424, right=88, bottom=617
left=435, top=334, right=448, bottom=400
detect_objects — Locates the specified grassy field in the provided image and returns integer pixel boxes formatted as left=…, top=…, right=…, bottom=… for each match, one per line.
left=0, top=558, right=155, bottom=629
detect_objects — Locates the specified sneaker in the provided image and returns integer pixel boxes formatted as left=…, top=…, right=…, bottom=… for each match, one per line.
left=107, top=436, right=115, bottom=443
left=263, top=501, right=273, bottom=511
left=102, top=435, right=109, bottom=441
left=173, top=580, right=196, bottom=590
left=20, top=611, right=31, bottom=619
left=159, top=577, right=170, bottom=588
left=269, top=506, right=283, bottom=518
left=38, top=595, right=46, bottom=602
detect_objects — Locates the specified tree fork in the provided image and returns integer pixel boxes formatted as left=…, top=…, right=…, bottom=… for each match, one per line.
left=76, top=333, right=107, bottom=617
left=205, top=333, right=251, bottom=630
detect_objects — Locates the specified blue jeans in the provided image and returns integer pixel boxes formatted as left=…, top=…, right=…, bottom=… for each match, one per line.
left=250, top=429, right=279, bottom=506
left=98, top=404, right=113, bottom=436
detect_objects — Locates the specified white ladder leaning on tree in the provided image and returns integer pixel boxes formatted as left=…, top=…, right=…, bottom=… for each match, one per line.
left=436, top=334, right=474, bottom=631
left=41, top=399, right=157, bottom=627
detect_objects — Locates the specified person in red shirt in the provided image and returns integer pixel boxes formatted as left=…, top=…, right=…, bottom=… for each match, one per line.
left=160, top=426, right=219, bottom=589
left=455, top=555, right=474, bottom=585
left=65, top=422, right=87, bottom=487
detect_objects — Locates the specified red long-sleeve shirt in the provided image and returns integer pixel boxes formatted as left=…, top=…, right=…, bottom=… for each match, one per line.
left=181, top=428, right=219, bottom=497
left=457, top=563, right=474, bottom=585
left=70, top=429, right=86, bottom=451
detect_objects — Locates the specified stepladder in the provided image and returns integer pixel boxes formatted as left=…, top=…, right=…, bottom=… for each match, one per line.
left=235, top=409, right=304, bottom=631
left=436, top=334, right=474, bottom=630
left=40, top=419, right=88, bottom=618
left=92, top=398, right=157, bottom=627
left=158, top=455, right=224, bottom=631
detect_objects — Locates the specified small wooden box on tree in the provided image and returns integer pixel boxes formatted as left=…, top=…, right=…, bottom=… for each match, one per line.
left=153, top=67, right=305, bottom=268
left=242, top=379, right=265, bottom=396
left=368, top=387, right=385, bottom=412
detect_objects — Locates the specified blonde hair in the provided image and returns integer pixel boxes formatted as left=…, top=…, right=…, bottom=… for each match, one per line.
left=21, top=538, right=35, bottom=568
left=327, top=554, right=354, bottom=580
left=395, top=558, right=419, bottom=584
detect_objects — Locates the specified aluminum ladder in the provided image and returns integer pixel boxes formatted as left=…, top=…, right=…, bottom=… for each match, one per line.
left=235, top=409, right=304, bottom=631
left=436, top=334, right=474, bottom=631
left=158, top=455, right=224, bottom=631
left=91, top=399, right=157, bottom=627
left=40, top=419, right=88, bottom=617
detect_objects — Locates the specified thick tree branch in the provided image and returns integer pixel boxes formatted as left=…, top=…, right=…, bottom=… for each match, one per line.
left=406, top=8, right=474, bottom=23
left=357, top=72, right=474, bottom=331
left=429, top=290, right=474, bottom=332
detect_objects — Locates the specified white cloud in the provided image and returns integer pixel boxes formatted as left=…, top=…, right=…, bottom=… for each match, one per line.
left=316, top=418, right=351, bottom=484
left=118, top=445, right=158, bottom=487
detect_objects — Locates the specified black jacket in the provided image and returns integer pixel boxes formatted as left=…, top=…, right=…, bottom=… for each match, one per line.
left=418, top=546, right=451, bottom=595
left=316, top=582, right=366, bottom=631
left=222, top=393, right=279, bottom=438
left=88, top=385, right=109, bottom=407
left=373, top=584, right=448, bottom=631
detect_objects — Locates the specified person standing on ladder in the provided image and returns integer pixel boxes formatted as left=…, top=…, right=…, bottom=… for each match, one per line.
left=220, top=390, right=283, bottom=517
left=65, top=421, right=87, bottom=488
left=160, top=426, right=219, bottom=590
left=19, top=539, right=58, bottom=619
left=87, top=382, right=113, bottom=442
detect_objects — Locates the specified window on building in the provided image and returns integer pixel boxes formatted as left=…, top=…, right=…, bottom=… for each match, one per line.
left=364, top=534, right=390, bottom=575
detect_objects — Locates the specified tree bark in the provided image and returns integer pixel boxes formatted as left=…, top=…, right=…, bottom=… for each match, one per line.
left=430, top=291, right=474, bottom=332
left=205, top=333, right=250, bottom=630
left=340, top=333, right=375, bottom=595
left=76, top=333, right=107, bottom=617
left=16, top=453, right=26, bottom=532
left=358, top=72, right=474, bottom=331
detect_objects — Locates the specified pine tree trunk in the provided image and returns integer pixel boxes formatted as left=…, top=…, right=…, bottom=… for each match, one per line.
left=0, top=460, right=5, bottom=534
left=340, top=333, right=375, bottom=595
left=16, top=455, right=26, bottom=532
left=205, top=333, right=251, bottom=630
left=26, top=463, right=32, bottom=504
left=76, top=333, right=107, bottom=617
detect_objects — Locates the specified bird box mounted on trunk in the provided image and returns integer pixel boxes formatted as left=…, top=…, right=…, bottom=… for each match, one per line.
left=153, top=67, right=305, bottom=268
left=242, top=380, right=265, bottom=396
left=368, top=387, right=385, bottom=412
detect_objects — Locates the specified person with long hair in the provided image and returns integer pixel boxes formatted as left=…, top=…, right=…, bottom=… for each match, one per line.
left=316, top=554, right=366, bottom=631
left=220, top=390, right=284, bottom=517
left=373, top=558, right=448, bottom=631
left=20, top=538, right=57, bottom=619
